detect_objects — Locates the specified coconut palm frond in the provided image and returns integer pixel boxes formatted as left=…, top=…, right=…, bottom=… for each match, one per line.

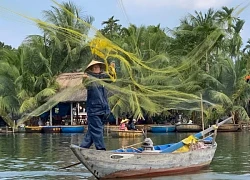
left=232, top=105, right=249, bottom=121
left=208, top=90, right=233, bottom=106
left=0, top=96, right=19, bottom=113
left=0, top=109, right=15, bottom=127
left=35, top=86, right=57, bottom=102
left=19, top=97, right=37, bottom=113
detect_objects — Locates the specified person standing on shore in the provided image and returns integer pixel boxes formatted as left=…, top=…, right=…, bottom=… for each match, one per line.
left=80, top=60, right=116, bottom=150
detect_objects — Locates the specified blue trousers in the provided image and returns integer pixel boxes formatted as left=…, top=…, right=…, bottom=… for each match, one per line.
left=80, top=115, right=106, bottom=150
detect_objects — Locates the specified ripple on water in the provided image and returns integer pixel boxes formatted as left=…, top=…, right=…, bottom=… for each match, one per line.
left=0, top=171, right=91, bottom=180
left=1, top=131, right=250, bottom=179
left=146, top=172, right=250, bottom=180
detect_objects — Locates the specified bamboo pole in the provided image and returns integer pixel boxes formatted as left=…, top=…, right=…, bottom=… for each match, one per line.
left=107, top=122, right=109, bottom=137
left=200, top=94, right=204, bottom=132
left=70, top=103, right=73, bottom=126
left=212, top=119, right=219, bottom=145
left=49, top=109, right=52, bottom=126
left=161, top=117, right=232, bottom=153
left=13, top=120, right=15, bottom=133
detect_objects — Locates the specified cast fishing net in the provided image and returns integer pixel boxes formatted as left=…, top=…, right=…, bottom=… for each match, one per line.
left=1, top=0, right=245, bottom=126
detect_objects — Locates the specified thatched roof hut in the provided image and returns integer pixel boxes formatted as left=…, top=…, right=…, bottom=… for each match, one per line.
left=55, top=72, right=87, bottom=102
left=30, top=73, right=87, bottom=116
left=56, top=72, right=85, bottom=89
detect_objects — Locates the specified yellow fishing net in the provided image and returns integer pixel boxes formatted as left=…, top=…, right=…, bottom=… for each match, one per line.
left=0, top=0, right=226, bottom=126
left=173, top=135, right=198, bottom=153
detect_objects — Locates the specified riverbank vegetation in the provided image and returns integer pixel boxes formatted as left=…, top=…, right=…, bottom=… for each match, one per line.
left=0, top=1, right=250, bottom=127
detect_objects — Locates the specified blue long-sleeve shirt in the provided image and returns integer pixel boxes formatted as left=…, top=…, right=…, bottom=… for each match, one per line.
left=85, top=72, right=111, bottom=116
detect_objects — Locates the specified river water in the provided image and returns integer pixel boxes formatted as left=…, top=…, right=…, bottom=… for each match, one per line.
left=0, top=131, right=250, bottom=180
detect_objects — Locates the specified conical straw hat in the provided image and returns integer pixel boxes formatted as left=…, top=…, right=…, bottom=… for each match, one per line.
left=121, top=118, right=129, bottom=123
left=84, top=60, right=106, bottom=72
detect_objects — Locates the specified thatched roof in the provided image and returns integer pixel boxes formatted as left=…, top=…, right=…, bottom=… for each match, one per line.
left=56, top=72, right=86, bottom=89
left=20, top=73, right=88, bottom=118
left=55, top=72, right=87, bottom=102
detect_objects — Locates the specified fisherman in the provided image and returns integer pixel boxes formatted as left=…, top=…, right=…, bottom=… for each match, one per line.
left=80, top=59, right=116, bottom=150
left=128, top=119, right=137, bottom=130
left=119, top=118, right=129, bottom=131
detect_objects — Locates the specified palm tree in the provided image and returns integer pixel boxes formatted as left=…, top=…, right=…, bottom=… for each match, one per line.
left=229, top=19, right=245, bottom=59
left=216, top=6, right=238, bottom=33
left=42, top=1, right=94, bottom=36
left=243, top=39, right=250, bottom=54
left=0, top=43, right=57, bottom=127
left=170, top=8, right=221, bottom=73
left=100, top=16, right=124, bottom=40
left=0, top=55, right=20, bottom=126
left=38, top=1, right=94, bottom=74
left=208, top=53, right=250, bottom=123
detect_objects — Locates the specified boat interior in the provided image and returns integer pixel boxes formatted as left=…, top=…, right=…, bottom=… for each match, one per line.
left=112, top=136, right=213, bottom=153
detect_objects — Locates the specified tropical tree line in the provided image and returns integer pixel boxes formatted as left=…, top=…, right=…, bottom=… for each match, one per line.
left=0, top=1, right=250, bottom=127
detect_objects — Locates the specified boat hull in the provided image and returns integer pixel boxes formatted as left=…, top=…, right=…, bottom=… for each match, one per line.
left=176, top=124, right=202, bottom=132
left=70, top=144, right=216, bottom=179
left=110, top=130, right=143, bottom=138
left=218, top=124, right=240, bottom=132
left=61, top=126, right=84, bottom=133
left=42, top=126, right=61, bottom=133
left=151, top=125, right=176, bottom=133
left=25, top=126, right=42, bottom=133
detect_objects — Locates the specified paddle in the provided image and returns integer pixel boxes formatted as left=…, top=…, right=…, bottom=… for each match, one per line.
left=161, top=116, right=233, bottom=153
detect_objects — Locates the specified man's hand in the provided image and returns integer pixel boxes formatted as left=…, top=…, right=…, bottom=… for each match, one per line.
left=110, top=61, right=115, bottom=68
left=83, top=73, right=89, bottom=78
left=108, top=62, right=116, bottom=82
left=82, top=73, right=89, bottom=84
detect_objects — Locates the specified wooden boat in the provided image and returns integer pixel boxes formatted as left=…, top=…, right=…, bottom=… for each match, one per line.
left=151, top=125, right=176, bottom=133
left=110, top=130, right=143, bottom=138
left=25, top=126, right=43, bottom=133
left=61, top=125, right=84, bottom=133
left=0, top=126, right=13, bottom=133
left=70, top=117, right=232, bottom=179
left=104, top=125, right=119, bottom=133
left=176, top=124, right=202, bottom=132
left=42, top=126, right=61, bottom=133
left=134, top=124, right=146, bottom=131
left=104, top=125, right=149, bottom=133
left=218, top=124, right=240, bottom=132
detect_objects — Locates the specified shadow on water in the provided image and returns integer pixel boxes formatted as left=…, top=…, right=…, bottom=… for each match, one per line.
left=0, top=131, right=250, bottom=179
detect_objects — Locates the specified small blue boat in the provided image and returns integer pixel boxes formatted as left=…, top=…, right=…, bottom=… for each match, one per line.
left=151, top=125, right=176, bottom=133
left=61, top=126, right=84, bottom=133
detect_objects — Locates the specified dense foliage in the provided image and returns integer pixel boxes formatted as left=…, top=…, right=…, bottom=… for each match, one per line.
left=0, top=1, right=250, bottom=127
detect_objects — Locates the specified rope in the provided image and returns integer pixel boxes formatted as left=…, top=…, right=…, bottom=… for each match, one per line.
left=117, top=141, right=144, bottom=150
left=130, top=146, right=142, bottom=153
left=58, top=162, right=81, bottom=169
left=117, top=0, right=130, bottom=25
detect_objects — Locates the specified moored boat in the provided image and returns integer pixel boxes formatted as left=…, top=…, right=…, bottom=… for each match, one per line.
left=25, top=126, right=43, bottom=133
left=176, top=124, right=202, bottom=132
left=70, top=117, right=232, bottom=179
left=218, top=124, right=240, bottom=132
left=61, top=125, right=84, bottom=133
left=151, top=125, right=176, bottom=133
left=42, top=126, right=61, bottom=133
left=110, top=130, right=143, bottom=138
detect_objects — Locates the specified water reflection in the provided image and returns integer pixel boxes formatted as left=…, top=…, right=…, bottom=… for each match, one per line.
left=0, top=131, right=250, bottom=179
